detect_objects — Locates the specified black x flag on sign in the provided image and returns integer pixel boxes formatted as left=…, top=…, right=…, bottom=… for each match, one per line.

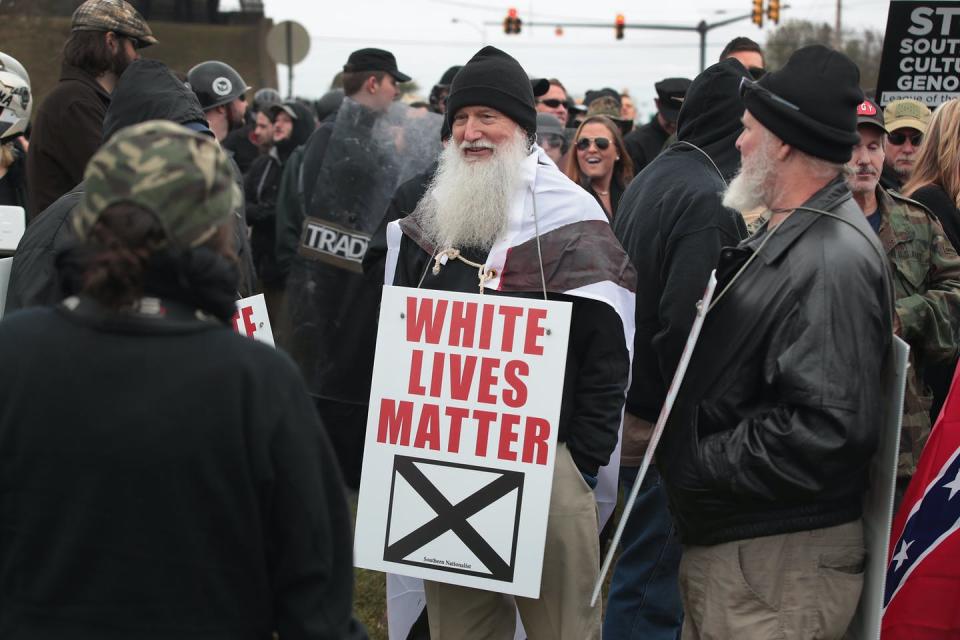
left=383, top=456, right=524, bottom=582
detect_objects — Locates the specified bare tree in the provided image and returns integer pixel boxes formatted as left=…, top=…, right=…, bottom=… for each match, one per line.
left=765, top=19, right=884, bottom=90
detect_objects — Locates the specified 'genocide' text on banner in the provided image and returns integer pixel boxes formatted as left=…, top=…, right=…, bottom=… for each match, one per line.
left=876, top=0, right=960, bottom=106
left=355, top=285, right=572, bottom=598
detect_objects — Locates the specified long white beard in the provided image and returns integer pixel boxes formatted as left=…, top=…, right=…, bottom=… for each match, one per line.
left=722, top=134, right=777, bottom=213
left=415, top=128, right=529, bottom=251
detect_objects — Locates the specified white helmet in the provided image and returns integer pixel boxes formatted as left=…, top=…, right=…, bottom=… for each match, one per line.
left=0, top=52, right=31, bottom=141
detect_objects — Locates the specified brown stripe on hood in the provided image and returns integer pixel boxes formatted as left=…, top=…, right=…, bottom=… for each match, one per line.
left=398, top=215, right=437, bottom=256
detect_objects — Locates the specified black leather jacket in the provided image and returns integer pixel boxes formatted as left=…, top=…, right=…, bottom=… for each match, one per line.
left=658, top=177, right=894, bottom=546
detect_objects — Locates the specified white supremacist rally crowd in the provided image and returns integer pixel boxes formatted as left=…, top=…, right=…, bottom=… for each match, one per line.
left=1, top=1, right=959, bottom=639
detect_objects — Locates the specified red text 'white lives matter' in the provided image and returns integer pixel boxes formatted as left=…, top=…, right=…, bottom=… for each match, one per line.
left=376, top=296, right=553, bottom=466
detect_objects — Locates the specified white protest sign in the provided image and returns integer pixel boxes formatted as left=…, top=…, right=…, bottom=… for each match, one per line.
left=846, top=336, right=910, bottom=640
left=232, top=293, right=275, bottom=347
left=0, top=257, right=11, bottom=320
left=356, top=285, right=572, bottom=598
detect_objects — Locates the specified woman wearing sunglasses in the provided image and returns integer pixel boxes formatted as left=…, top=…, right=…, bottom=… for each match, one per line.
left=565, top=115, right=634, bottom=219
left=904, top=99, right=960, bottom=252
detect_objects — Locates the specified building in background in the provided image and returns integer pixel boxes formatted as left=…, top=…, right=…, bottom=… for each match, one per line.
left=0, top=0, right=277, bottom=109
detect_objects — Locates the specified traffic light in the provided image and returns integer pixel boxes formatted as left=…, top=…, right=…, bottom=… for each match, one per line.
left=503, top=8, right=522, bottom=35
left=615, top=14, right=625, bottom=40
left=767, top=0, right=780, bottom=24
left=751, top=0, right=763, bottom=27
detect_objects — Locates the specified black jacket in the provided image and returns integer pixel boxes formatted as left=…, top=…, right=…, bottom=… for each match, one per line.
left=585, top=179, right=625, bottom=221
left=223, top=121, right=260, bottom=175
left=26, top=63, right=110, bottom=218
left=0, top=299, right=366, bottom=640
left=5, top=186, right=82, bottom=312
left=6, top=60, right=255, bottom=312
left=658, top=177, right=894, bottom=546
left=623, top=116, right=670, bottom=175
left=613, top=59, right=749, bottom=429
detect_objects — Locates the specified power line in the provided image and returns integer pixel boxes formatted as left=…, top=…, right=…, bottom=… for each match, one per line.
left=304, top=32, right=732, bottom=50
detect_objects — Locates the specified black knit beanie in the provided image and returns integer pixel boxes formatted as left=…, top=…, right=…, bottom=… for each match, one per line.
left=444, top=46, right=537, bottom=140
left=742, top=44, right=863, bottom=164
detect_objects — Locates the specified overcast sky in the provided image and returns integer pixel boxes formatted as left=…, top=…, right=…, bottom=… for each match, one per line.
left=228, top=0, right=890, bottom=117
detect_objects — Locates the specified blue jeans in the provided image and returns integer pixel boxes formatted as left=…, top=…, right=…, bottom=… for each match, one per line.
left=603, top=465, right=683, bottom=640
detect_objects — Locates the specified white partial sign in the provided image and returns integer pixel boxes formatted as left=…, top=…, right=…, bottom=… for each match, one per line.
left=232, top=293, right=275, bottom=347
left=846, top=336, right=910, bottom=640
left=0, top=205, right=25, bottom=253
left=0, top=256, right=11, bottom=319
left=356, top=285, right=572, bottom=598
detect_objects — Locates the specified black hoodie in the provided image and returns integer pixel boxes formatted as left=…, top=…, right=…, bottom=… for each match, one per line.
left=612, top=58, right=750, bottom=442
left=101, top=60, right=208, bottom=143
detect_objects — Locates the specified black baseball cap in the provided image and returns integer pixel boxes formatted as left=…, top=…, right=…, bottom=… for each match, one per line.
left=655, top=77, right=692, bottom=122
left=269, top=103, right=299, bottom=120
left=856, top=97, right=886, bottom=133
left=530, top=77, right=550, bottom=97
left=343, top=48, right=411, bottom=83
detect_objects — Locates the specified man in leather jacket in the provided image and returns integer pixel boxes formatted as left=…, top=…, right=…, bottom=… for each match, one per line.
left=658, top=46, right=894, bottom=639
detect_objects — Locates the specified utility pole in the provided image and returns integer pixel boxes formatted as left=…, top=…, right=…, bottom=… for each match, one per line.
left=835, top=0, right=843, bottom=48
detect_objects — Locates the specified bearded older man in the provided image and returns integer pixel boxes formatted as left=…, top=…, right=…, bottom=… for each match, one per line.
left=384, top=46, right=635, bottom=640
left=656, top=45, right=894, bottom=639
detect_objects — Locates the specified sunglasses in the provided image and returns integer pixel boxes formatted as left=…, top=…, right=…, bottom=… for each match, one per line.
left=537, top=98, right=569, bottom=109
left=887, top=131, right=923, bottom=146
left=738, top=76, right=800, bottom=112
left=576, top=136, right=611, bottom=151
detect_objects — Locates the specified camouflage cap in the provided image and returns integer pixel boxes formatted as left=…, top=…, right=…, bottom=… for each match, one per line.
left=72, top=0, right=157, bottom=48
left=884, top=98, right=931, bottom=135
left=74, top=120, right=241, bottom=248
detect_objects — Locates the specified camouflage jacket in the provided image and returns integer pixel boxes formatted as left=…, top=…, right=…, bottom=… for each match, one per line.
left=876, top=187, right=960, bottom=476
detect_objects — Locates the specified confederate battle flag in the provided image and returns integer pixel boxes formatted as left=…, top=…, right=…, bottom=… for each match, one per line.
left=882, top=364, right=960, bottom=638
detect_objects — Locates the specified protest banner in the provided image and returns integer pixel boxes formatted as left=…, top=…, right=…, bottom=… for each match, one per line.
left=232, top=293, right=275, bottom=347
left=846, top=337, right=909, bottom=640
left=876, top=1, right=960, bottom=106
left=355, top=285, right=572, bottom=598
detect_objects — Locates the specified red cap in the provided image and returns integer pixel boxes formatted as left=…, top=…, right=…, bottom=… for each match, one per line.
left=856, top=98, right=887, bottom=132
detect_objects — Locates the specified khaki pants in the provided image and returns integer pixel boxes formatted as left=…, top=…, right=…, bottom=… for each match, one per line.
left=424, top=444, right=601, bottom=639
left=679, top=520, right=865, bottom=640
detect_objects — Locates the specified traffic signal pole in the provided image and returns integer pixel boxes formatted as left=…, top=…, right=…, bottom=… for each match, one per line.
left=490, top=4, right=787, bottom=72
